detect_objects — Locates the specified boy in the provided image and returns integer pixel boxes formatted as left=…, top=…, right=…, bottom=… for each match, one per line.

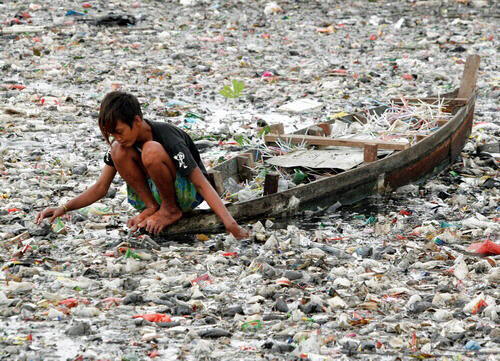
left=35, top=91, right=248, bottom=239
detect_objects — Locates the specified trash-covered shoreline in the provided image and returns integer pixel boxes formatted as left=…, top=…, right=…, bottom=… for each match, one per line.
left=1, top=1, right=498, bottom=360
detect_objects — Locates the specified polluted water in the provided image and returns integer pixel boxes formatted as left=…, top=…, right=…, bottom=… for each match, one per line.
left=0, top=0, right=499, bottom=360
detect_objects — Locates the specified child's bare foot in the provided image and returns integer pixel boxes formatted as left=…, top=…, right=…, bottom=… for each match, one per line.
left=127, top=206, right=158, bottom=231
left=138, top=207, right=182, bottom=234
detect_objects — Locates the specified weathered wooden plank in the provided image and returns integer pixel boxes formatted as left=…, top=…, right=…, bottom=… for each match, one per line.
left=306, top=125, right=325, bottom=136
left=263, top=172, right=279, bottom=195
left=269, top=123, right=284, bottom=134
left=317, top=123, right=332, bottom=136
left=237, top=153, right=255, bottom=182
left=457, top=55, right=480, bottom=99
left=264, top=134, right=410, bottom=151
left=363, top=143, right=378, bottom=163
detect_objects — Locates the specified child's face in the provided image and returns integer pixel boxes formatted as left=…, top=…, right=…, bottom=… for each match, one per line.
left=111, top=119, right=139, bottom=147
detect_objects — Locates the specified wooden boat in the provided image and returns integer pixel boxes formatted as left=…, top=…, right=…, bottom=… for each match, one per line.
left=162, top=55, right=480, bottom=236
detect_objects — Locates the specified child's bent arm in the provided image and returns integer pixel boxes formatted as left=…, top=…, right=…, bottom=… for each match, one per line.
left=189, top=167, right=248, bottom=239
left=36, top=165, right=117, bottom=224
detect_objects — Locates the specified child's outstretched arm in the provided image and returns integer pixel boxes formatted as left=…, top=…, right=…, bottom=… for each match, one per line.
left=189, top=167, right=249, bottom=239
left=35, top=165, right=117, bottom=224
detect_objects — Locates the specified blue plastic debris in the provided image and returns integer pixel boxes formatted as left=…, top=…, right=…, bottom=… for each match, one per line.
left=66, top=10, right=86, bottom=16
left=464, top=340, right=481, bottom=351
left=434, top=238, right=446, bottom=246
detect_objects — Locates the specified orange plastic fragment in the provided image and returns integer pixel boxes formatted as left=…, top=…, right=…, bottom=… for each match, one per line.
left=132, top=313, right=171, bottom=323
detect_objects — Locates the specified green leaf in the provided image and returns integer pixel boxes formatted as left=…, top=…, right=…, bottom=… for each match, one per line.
left=234, top=134, right=247, bottom=146
left=219, top=79, right=245, bottom=98
left=258, top=125, right=271, bottom=137
left=219, top=85, right=234, bottom=98
left=125, top=248, right=141, bottom=260
left=292, top=169, right=307, bottom=184
left=232, top=79, right=245, bottom=94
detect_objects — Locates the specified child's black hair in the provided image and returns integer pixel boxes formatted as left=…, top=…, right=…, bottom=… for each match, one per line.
left=98, top=91, right=143, bottom=144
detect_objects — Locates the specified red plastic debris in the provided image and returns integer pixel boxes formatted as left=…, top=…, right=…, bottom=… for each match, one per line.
left=148, top=350, right=160, bottom=358
left=276, top=279, right=292, bottom=286
left=7, top=84, right=26, bottom=90
left=410, top=332, right=418, bottom=351
left=468, top=240, right=500, bottom=256
left=82, top=3, right=92, bottom=8
left=191, top=273, right=212, bottom=286
left=132, top=314, right=171, bottom=323
left=399, top=210, right=412, bottom=216
left=402, top=73, right=414, bottom=80
left=222, top=252, right=238, bottom=257
left=59, top=298, right=79, bottom=308
left=101, top=297, right=122, bottom=308
left=369, top=34, right=377, bottom=41
left=471, top=299, right=488, bottom=315
left=59, top=298, right=89, bottom=308
left=7, top=208, right=21, bottom=213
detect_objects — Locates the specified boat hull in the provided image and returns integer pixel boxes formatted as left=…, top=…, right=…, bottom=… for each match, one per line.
left=161, top=93, right=476, bottom=236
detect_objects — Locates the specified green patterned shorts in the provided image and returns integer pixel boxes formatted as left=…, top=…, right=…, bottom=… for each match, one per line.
left=127, top=176, right=204, bottom=212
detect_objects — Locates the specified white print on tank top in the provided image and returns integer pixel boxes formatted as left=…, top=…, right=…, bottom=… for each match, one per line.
left=174, top=152, right=187, bottom=169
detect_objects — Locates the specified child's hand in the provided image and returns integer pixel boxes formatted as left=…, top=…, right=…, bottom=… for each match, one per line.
left=226, top=223, right=250, bottom=240
left=35, top=207, right=66, bottom=225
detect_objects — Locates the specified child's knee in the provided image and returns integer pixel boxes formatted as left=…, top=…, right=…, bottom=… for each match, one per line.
left=141, top=141, right=168, bottom=168
left=110, top=142, right=128, bottom=161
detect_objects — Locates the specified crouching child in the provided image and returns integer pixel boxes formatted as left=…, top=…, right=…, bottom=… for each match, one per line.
left=36, top=91, right=248, bottom=239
